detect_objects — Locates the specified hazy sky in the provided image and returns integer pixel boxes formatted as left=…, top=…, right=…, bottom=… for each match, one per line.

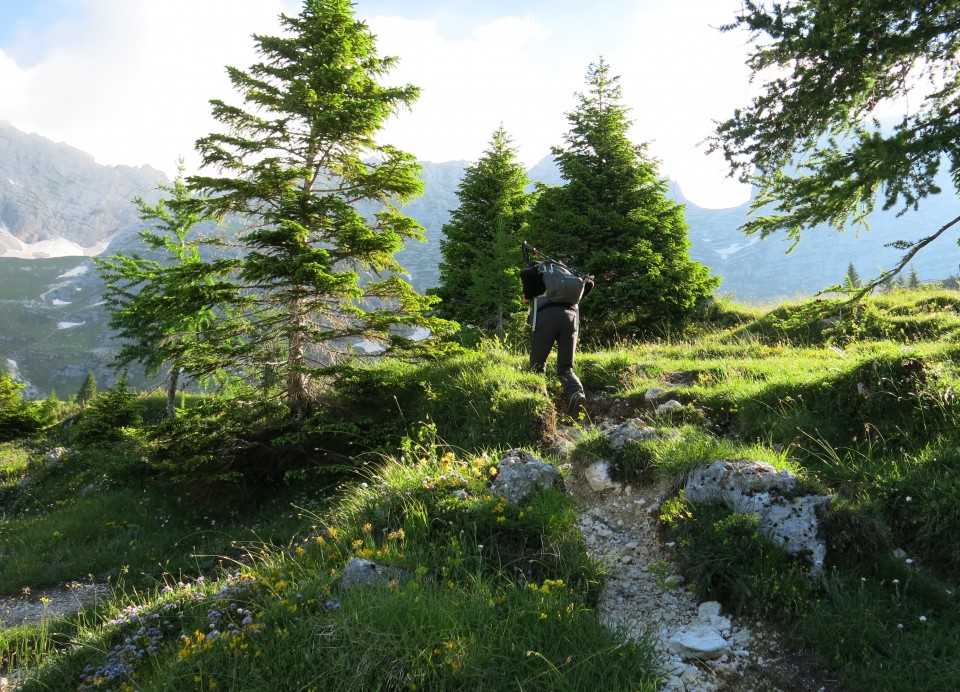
left=0, top=0, right=755, bottom=208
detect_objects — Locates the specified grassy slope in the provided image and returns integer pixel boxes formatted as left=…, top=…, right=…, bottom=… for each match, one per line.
left=1, top=288, right=960, bottom=690
left=0, top=257, right=112, bottom=397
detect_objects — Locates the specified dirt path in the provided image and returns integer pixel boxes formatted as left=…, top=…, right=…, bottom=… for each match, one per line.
left=555, top=418, right=839, bottom=692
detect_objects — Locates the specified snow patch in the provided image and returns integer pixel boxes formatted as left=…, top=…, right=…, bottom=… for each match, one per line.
left=715, top=237, right=760, bottom=261
left=0, top=229, right=109, bottom=259
left=58, top=264, right=89, bottom=279
left=57, top=321, right=86, bottom=330
left=51, top=299, right=73, bottom=306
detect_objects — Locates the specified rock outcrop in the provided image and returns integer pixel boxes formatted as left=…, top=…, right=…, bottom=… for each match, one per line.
left=683, top=460, right=831, bottom=577
left=0, top=121, right=166, bottom=253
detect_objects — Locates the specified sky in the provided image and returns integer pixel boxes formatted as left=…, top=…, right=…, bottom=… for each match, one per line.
left=0, top=0, right=756, bottom=209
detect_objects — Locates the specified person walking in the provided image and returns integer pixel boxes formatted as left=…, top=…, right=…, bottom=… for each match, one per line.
left=520, top=254, right=594, bottom=418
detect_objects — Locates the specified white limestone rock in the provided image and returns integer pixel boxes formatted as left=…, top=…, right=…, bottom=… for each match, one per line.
left=584, top=461, right=621, bottom=492
left=655, top=400, right=684, bottom=416
left=668, top=623, right=732, bottom=660
left=684, top=460, right=831, bottom=577
left=489, top=449, right=560, bottom=504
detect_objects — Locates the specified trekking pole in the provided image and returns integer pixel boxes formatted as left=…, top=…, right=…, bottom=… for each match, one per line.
left=522, top=241, right=589, bottom=278
left=522, top=241, right=572, bottom=271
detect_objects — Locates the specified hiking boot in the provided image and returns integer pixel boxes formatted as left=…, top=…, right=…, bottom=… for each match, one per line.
left=566, top=392, right=587, bottom=418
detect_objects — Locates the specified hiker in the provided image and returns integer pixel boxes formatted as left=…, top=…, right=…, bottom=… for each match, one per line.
left=520, top=255, right=594, bottom=417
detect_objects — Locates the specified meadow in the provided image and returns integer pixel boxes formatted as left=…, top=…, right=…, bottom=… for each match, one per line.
left=2, top=287, right=960, bottom=690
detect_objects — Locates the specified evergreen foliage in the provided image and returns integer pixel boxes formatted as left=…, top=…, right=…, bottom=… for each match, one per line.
left=908, top=266, right=922, bottom=290
left=188, top=0, right=454, bottom=419
left=432, top=126, right=532, bottom=338
left=76, top=371, right=97, bottom=407
left=526, top=59, right=718, bottom=336
left=95, top=172, right=245, bottom=419
left=844, top=262, right=862, bottom=289
left=711, top=1, right=960, bottom=285
left=68, top=374, right=143, bottom=446
left=0, top=372, right=52, bottom=440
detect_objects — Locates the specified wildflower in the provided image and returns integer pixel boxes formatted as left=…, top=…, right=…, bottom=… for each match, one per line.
left=919, top=615, right=928, bottom=622
left=906, top=558, right=914, bottom=564
left=897, top=623, right=903, bottom=629
left=892, top=579, right=900, bottom=585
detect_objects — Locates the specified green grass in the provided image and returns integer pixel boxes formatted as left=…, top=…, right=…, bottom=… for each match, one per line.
left=4, top=288, right=960, bottom=690
left=9, top=444, right=660, bottom=692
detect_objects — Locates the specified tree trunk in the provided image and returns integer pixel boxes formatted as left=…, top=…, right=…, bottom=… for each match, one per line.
left=166, top=365, right=180, bottom=419
left=287, top=302, right=311, bottom=419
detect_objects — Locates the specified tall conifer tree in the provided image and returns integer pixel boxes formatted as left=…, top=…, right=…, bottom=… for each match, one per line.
left=76, top=371, right=97, bottom=407
left=527, top=59, right=718, bottom=336
left=844, top=262, right=863, bottom=289
left=189, top=0, right=451, bottom=418
left=96, top=173, right=244, bottom=418
left=434, top=126, right=531, bottom=337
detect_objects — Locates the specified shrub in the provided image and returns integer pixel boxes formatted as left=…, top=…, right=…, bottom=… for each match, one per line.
left=0, top=373, right=54, bottom=441
left=68, top=375, right=143, bottom=446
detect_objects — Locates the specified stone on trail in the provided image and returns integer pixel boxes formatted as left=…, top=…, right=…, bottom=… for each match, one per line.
left=668, top=623, right=732, bottom=660
left=489, top=449, right=560, bottom=504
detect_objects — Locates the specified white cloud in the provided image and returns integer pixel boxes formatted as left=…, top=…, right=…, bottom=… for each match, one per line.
left=0, top=0, right=299, bottom=176
left=0, top=0, right=753, bottom=207
left=367, top=14, right=567, bottom=168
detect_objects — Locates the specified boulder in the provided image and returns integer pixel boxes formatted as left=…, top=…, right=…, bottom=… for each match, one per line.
left=684, top=460, right=831, bottom=577
left=339, top=558, right=409, bottom=591
left=644, top=387, right=665, bottom=402
left=600, top=418, right=658, bottom=450
left=655, top=400, right=684, bottom=416
left=489, top=449, right=560, bottom=504
left=584, top=461, right=620, bottom=492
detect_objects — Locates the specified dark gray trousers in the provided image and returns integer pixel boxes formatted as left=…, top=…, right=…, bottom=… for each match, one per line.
left=529, top=305, right=584, bottom=398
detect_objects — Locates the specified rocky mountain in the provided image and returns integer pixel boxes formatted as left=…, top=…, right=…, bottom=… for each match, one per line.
left=0, top=121, right=166, bottom=255
left=1, top=122, right=958, bottom=397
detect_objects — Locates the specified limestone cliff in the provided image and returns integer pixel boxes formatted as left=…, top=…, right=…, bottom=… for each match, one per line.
left=0, top=121, right=166, bottom=254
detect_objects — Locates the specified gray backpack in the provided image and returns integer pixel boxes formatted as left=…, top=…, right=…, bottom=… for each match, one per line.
left=530, top=261, right=588, bottom=331
left=541, top=261, right=586, bottom=305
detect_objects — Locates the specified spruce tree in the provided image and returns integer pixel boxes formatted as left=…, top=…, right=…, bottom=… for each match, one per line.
left=76, top=371, right=97, bottom=407
left=844, top=262, right=862, bottom=289
left=433, top=126, right=531, bottom=337
left=189, top=0, right=451, bottom=418
left=908, top=266, right=922, bottom=290
left=96, top=173, right=244, bottom=419
left=527, top=59, right=718, bottom=336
